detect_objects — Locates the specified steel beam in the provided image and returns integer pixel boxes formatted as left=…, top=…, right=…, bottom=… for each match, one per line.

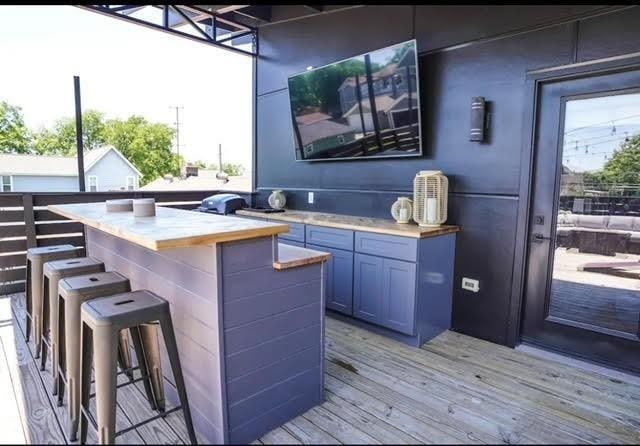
left=77, top=5, right=257, bottom=56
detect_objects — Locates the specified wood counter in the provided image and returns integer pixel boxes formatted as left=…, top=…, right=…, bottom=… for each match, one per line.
left=49, top=203, right=289, bottom=251
left=236, top=209, right=460, bottom=239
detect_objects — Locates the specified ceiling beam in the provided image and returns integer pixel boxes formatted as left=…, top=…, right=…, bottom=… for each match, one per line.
left=228, top=5, right=272, bottom=23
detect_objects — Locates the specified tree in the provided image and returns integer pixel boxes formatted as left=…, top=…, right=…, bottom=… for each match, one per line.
left=33, top=110, right=107, bottom=156
left=103, top=115, right=180, bottom=186
left=220, top=163, right=245, bottom=176
left=596, top=134, right=640, bottom=194
left=0, top=101, right=31, bottom=153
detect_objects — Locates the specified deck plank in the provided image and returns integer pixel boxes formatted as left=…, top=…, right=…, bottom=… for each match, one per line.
left=2, top=293, right=640, bottom=445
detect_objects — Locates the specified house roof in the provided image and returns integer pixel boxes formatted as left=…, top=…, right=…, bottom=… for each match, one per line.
left=339, top=63, right=399, bottom=90
left=0, top=153, right=78, bottom=176
left=140, top=170, right=252, bottom=192
left=296, top=112, right=331, bottom=126
left=342, top=94, right=396, bottom=117
left=298, top=119, right=354, bottom=146
left=0, top=146, right=142, bottom=177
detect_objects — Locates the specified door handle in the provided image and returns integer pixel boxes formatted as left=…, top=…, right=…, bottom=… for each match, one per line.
left=531, top=233, right=551, bottom=243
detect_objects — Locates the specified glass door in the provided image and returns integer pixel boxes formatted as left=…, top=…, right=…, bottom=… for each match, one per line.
left=522, top=68, right=640, bottom=373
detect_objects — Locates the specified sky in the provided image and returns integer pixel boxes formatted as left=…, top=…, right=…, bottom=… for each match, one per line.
left=562, top=92, right=640, bottom=172
left=0, top=5, right=253, bottom=170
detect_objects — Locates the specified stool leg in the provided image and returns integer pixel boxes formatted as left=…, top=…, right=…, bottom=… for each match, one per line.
left=139, top=323, right=165, bottom=411
left=40, top=276, right=50, bottom=371
left=79, top=321, right=93, bottom=445
left=65, top=296, right=84, bottom=441
left=116, top=330, right=134, bottom=381
left=93, top=327, right=119, bottom=445
left=25, top=260, right=31, bottom=343
left=160, top=315, right=197, bottom=445
left=57, top=295, right=66, bottom=407
left=50, top=287, right=60, bottom=396
left=129, top=325, right=158, bottom=411
left=33, top=269, right=45, bottom=359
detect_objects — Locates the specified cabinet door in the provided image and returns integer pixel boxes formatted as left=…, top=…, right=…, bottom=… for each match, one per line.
left=308, top=245, right=353, bottom=315
left=353, top=254, right=384, bottom=325
left=381, top=258, right=417, bottom=335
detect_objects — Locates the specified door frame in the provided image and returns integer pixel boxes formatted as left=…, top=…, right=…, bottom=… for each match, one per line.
left=507, top=51, right=640, bottom=349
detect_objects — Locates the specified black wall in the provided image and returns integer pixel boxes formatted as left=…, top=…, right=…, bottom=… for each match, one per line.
left=254, top=5, right=640, bottom=345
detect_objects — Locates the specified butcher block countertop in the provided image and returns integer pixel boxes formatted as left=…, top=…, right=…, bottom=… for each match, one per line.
left=236, top=209, right=460, bottom=239
left=49, top=203, right=289, bottom=251
left=273, top=243, right=331, bottom=270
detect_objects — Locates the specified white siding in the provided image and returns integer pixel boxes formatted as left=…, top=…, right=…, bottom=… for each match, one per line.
left=85, top=149, right=140, bottom=191
left=11, top=175, right=79, bottom=192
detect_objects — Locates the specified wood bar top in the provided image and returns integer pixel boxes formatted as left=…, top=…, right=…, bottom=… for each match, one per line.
left=273, top=243, right=330, bottom=270
left=49, top=203, right=289, bottom=251
left=236, top=209, right=460, bottom=239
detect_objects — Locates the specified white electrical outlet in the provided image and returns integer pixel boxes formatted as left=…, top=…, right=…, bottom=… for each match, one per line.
left=462, top=277, right=480, bottom=293
left=308, top=192, right=315, bottom=204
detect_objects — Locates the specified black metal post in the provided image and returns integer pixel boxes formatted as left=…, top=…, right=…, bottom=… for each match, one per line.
left=74, top=76, right=86, bottom=192
left=355, top=74, right=367, bottom=136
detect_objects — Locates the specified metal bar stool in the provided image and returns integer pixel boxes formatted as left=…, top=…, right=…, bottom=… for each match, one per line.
left=79, top=290, right=197, bottom=445
left=40, top=257, right=106, bottom=396
left=58, top=271, right=156, bottom=442
left=25, top=245, right=78, bottom=357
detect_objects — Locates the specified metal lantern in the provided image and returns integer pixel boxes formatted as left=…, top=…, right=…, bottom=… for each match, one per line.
left=268, top=189, right=286, bottom=209
left=413, top=170, right=448, bottom=227
left=391, top=197, right=413, bottom=224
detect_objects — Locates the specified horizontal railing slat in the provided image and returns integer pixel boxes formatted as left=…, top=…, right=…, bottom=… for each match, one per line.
left=34, top=209, right=71, bottom=222
left=0, top=239, right=27, bottom=252
left=0, top=195, right=23, bottom=207
left=0, top=209, right=24, bottom=223
left=0, top=224, right=26, bottom=238
left=0, top=281, right=25, bottom=295
left=37, top=236, right=85, bottom=248
left=0, top=253, right=26, bottom=268
left=0, top=267, right=26, bottom=283
left=36, top=221, right=84, bottom=236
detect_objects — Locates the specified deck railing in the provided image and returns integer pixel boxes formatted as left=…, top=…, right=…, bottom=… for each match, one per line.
left=0, top=190, right=252, bottom=295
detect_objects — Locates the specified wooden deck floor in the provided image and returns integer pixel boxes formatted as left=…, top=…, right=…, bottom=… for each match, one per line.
left=2, top=292, right=639, bottom=444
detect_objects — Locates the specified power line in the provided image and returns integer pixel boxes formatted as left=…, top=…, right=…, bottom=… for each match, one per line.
left=563, top=113, right=640, bottom=135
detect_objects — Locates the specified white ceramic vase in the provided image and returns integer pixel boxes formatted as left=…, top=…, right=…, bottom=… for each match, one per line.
left=268, top=190, right=286, bottom=209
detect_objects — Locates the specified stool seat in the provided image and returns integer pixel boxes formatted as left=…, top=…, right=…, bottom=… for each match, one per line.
left=25, top=244, right=78, bottom=356
left=82, top=290, right=168, bottom=327
left=40, top=257, right=105, bottom=394
left=79, top=290, right=197, bottom=445
left=59, top=272, right=131, bottom=300
left=27, top=244, right=78, bottom=260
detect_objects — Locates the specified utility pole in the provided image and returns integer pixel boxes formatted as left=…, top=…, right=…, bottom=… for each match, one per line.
left=170, top=105, right=184, bottom=157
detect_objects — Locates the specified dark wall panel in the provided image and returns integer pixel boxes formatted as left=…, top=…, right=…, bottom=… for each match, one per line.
left=257, top=5, right=413, bottom=96
left=414, top=5, right=604, bottom=52
left=577, top=6, right=640, bottom=62
left=448, top=195, right=519, bottom=345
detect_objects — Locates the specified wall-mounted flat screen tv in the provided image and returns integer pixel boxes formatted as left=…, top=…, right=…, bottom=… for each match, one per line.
left=288, top=40, right=421, bottom=161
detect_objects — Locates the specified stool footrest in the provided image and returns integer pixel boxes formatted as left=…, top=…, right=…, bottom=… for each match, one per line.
left=115, top=406, right=182, bottom=438
left=88, top=374, right=152, bottom=398
left=80, top=403, right=182, bottom=439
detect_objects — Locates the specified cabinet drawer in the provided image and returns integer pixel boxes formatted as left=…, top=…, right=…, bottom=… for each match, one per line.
left=278, top=222, right=305, bottom=242
left=355, top=231, right=417, bottom=262
left=306, top=225, right=354, bottom=251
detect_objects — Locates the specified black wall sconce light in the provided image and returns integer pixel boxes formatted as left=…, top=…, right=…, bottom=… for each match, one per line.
left=470, top=96, right=489, bottom=142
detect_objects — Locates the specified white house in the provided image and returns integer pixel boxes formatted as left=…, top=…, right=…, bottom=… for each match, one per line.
left=0, top=146, right=142, bottom=192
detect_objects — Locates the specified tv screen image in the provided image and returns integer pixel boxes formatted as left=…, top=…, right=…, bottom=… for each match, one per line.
left=288, top=40, right=421, bottom=161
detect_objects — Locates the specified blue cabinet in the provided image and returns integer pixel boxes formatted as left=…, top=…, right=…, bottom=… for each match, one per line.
left=306, top=225, right=354, bottom=251
left=381, top=258, right=417, bottom=335
left=354, top=254, right=417, bottom=335
left=279, top=222, right=305, bottom=243
left=308, top=244, right=353, bottom=315
left=353, top=254, right=384, bottom=325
